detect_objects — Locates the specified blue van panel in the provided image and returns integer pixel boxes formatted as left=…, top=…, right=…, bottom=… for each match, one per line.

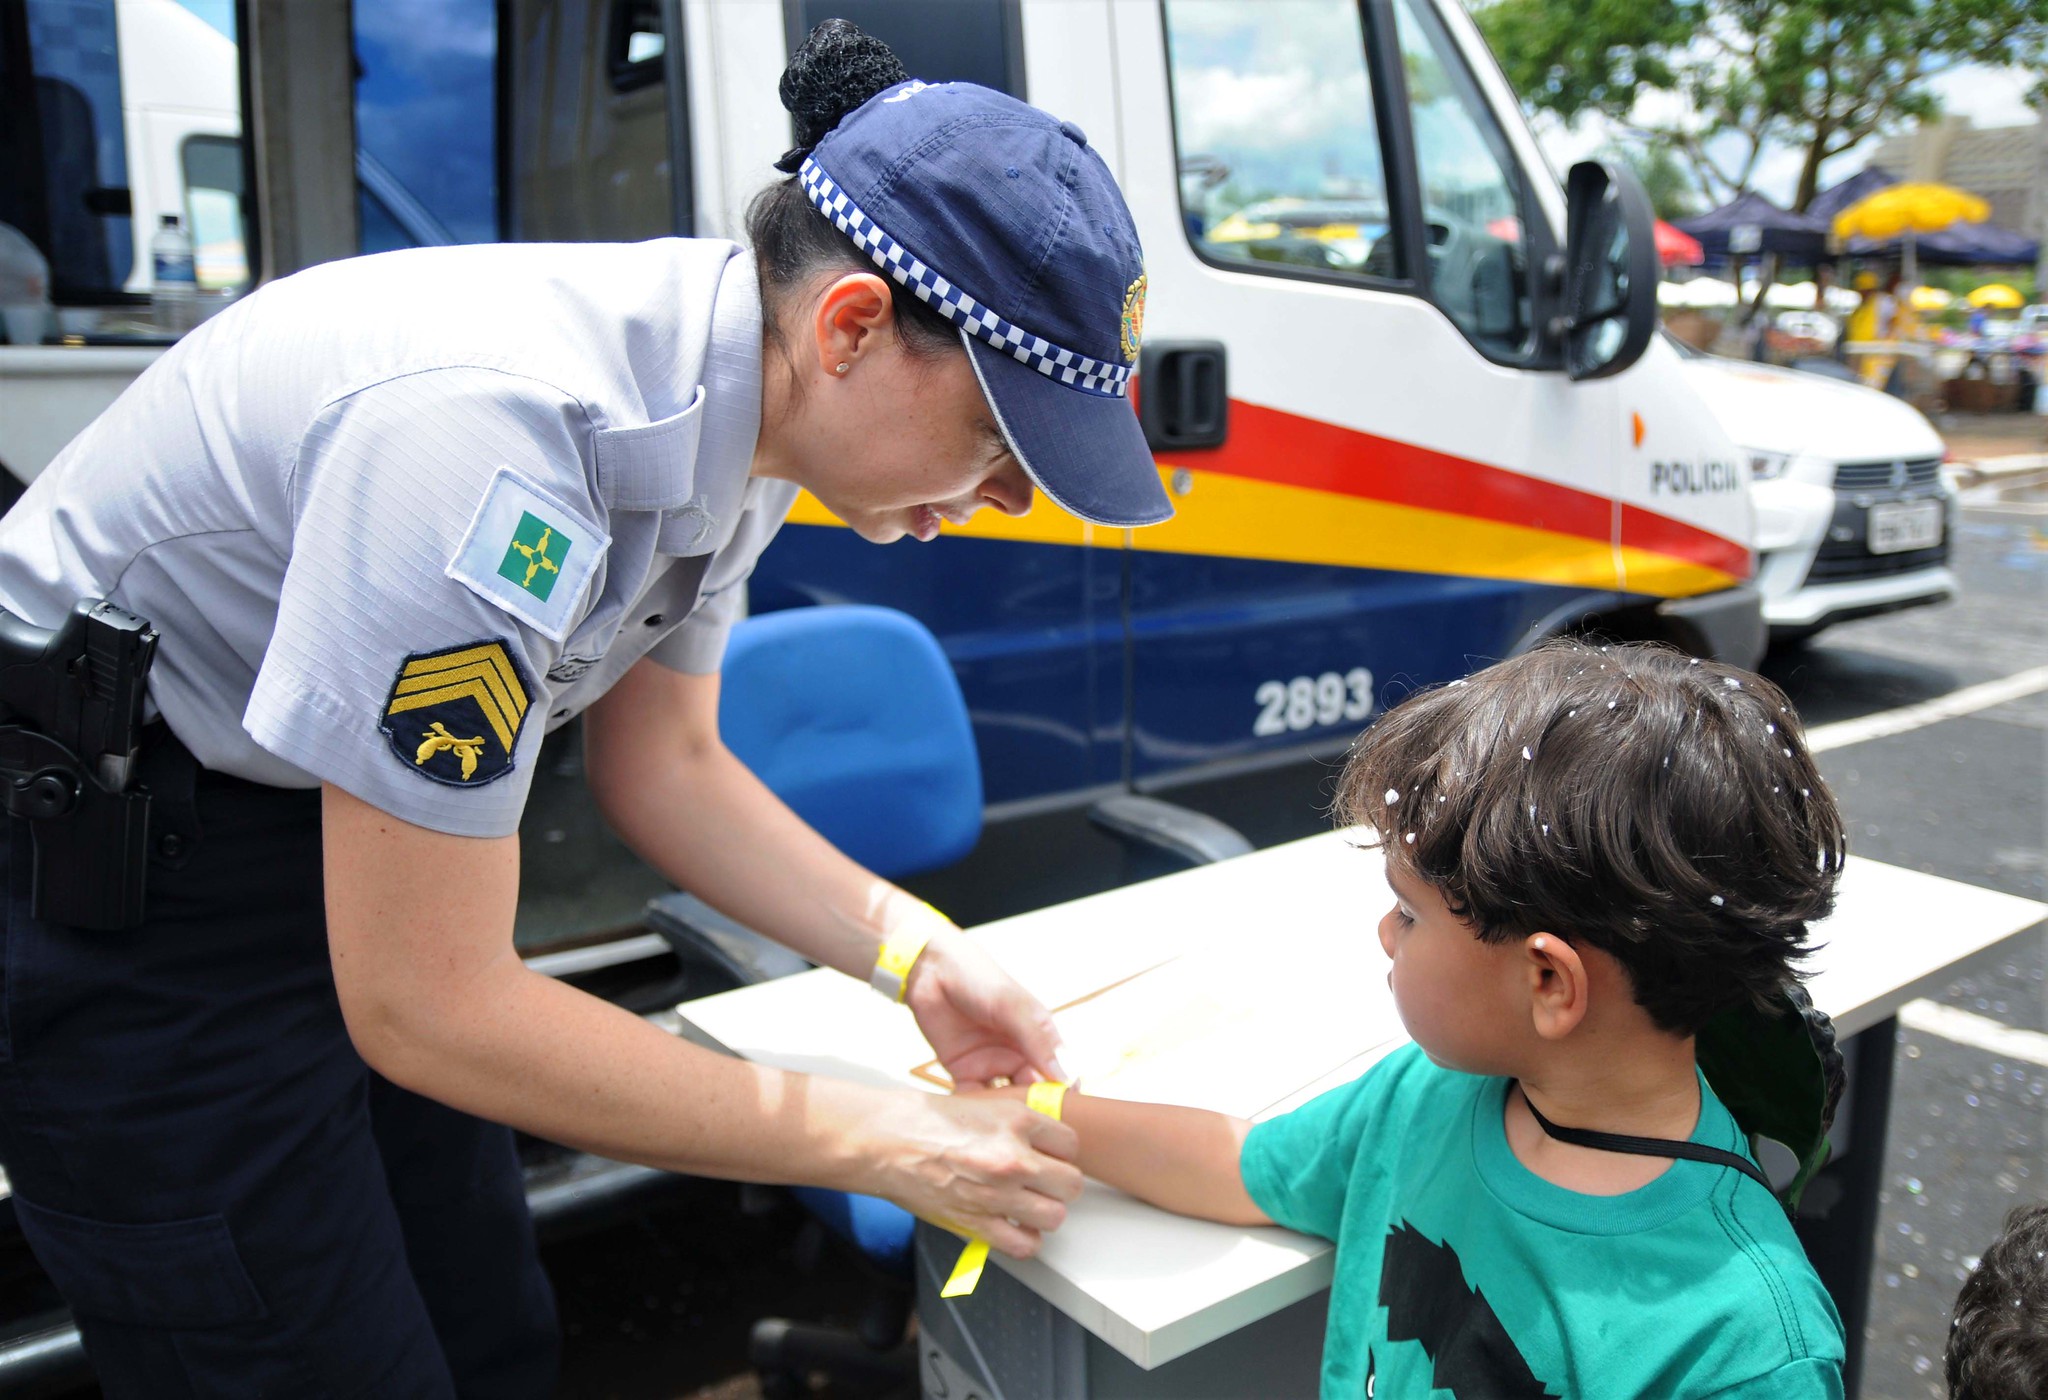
left=753, top=524, right=1610, bottom=806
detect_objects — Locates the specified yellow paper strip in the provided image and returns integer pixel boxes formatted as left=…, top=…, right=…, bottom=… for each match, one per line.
left=940, top=1237, right=989, bottom=1298
left=939, top=1081, right=1070, bottom=1298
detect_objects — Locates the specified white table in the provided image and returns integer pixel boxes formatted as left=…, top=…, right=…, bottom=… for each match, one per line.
left=675, top=832, right=2046, bottom=1397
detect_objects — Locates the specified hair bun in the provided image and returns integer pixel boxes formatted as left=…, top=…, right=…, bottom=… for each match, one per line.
left=774, top=20, right=908, bottom=174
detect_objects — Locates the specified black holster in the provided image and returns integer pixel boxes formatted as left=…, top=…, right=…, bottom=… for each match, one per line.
left=0, top=598, right=158, bottom=929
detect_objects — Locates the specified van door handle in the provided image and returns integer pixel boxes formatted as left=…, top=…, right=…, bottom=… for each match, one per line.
left=1138, top=342, right=1228, bottom=450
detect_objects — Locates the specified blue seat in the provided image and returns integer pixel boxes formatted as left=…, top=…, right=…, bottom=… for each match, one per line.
left=716, top=607, right=977, bottom=1284
left=717, top=604, right=982, bottom=880
left=787, top=1186, right=917, bottom=1276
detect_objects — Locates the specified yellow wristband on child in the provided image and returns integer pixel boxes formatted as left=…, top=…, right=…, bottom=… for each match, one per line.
left=1025, top=1080, right=1069, bottom=1121
left=869, top=900, right=945, bottom=1002
left=940, top=1081, right=1070, bottom=1299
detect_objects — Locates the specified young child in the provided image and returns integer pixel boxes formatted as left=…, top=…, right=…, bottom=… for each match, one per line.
left=1946, top=1202, right=2048, bottom=1399
left=988, top=640, right=1850, bottom=1398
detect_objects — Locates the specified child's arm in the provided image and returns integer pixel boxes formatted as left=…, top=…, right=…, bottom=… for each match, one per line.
left=975, top=1087, right=1273, bottom=1227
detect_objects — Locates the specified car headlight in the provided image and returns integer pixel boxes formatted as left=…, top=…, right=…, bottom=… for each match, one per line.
left=1745, top=450, right=1793, bottom=481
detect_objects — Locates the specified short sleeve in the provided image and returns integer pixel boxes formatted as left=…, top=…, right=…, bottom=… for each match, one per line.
left=245, top=367, right=603, bottom=838
left=1238, top=1043, right=1423, bottom=1240
left=1698, top=1358, right=1843, bottom=1400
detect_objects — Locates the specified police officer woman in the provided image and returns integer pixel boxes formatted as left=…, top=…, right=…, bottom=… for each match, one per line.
left=0, top=23, right=1168, bottom=1396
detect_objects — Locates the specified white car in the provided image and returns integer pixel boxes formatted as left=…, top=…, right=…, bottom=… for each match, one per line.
left=1671, top=339, right=1958, bottom=641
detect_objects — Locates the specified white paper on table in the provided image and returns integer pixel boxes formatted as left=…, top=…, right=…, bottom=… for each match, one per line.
left=911, top=923, right=1408, bottom=1120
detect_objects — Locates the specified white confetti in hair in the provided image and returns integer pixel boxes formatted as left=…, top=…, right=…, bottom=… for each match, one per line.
left=1385, top=788, right=1401, bottom=805
left=1521, top=746, right=1533, bottom=761
left=1767, top=723, right=1776, bottom=734
left=1723, top=677, right=1741, bottom=689
left=1607, top=700, right=1617, bottom=709
left=1710, top=895, right=1725, bottom=907
left=1404, top=832, right=1416, bottom=844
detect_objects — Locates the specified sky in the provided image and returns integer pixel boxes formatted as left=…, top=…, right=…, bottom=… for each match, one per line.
left=174, top=0, right=234, bottom=42
left=1531, top=64, right=2042, bottom=210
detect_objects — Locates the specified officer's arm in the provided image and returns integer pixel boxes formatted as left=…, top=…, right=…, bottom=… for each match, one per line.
left=585, top=660, right=1070, bottom=1090
left=320, top=784, right=1082, bottom=1259
left=583, top=658, right=953, bottom=982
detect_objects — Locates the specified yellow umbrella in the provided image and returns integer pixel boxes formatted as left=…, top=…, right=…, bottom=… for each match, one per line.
left=1832, top=183, right=1991, bottom=241
left=1832, top=183, right=1991, bottom=285
left=1909, top=285, right=1952, bottom=311
left=1967, top=283, right=2024, bottom=310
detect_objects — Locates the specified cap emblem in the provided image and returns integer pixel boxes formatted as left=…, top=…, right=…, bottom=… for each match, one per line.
left=798, top=157, right=1133, bottom=398
left=1120, top=274, right=1147, bottom=363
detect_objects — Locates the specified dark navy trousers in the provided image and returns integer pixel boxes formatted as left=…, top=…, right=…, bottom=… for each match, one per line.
left=0, top=732, right=558, bottom=1397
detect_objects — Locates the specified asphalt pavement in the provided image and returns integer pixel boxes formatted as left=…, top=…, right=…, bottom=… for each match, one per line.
left=1767, top=467, right=2045, bottom=1400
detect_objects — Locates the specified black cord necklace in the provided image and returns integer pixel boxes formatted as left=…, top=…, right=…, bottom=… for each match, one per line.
left=1515, top=1084, right=1775, bottom=1195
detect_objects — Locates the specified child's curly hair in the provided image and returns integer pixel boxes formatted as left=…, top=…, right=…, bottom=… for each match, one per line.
left=1947, top=1202, right=2048, bottom=1400
left=1337, top=639, right=1846, bottom=1035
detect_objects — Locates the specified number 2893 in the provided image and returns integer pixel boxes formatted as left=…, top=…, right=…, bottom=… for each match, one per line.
left=1253, top=668, right=1374, bottom=736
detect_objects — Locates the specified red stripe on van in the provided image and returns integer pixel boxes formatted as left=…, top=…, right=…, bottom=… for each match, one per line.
left=1161, top=399, right=1748, bottom=580
left=1618, top=504, right=1751, bottom=579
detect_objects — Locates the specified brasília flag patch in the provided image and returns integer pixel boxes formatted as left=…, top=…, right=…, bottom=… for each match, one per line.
left=447, top=467, right=608, bottom=641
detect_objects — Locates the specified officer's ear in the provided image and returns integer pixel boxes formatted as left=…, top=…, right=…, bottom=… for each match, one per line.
left=810, top=272, right=897, bottom=376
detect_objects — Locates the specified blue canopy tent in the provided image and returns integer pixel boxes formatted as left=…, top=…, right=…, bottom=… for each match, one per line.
left=1675, top=191, right=1831, bottom=265
left=1845, top=219, right=2040, bottom=268
left=1808, top=167, right=1897, bottom=224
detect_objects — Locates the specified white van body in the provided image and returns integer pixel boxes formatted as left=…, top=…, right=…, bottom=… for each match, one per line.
left=1675, top=352, right=1956, bottom=638
left=3, top=0, right=1761, bottom=698
left=8, top=1, right=1753, bottom=671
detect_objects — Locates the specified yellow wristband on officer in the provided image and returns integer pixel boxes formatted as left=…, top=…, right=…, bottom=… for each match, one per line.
left=940, top=1080, right=1070, bottom=1299
left=869, top=901, right=944, bottom=1002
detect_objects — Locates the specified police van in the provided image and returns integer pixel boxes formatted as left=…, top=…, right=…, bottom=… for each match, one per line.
left=2, top=0, right=1754, bottom=826
left=0, top=0, right=1755, bottom=1372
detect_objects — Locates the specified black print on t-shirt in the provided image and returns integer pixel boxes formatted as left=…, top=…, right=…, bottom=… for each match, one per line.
left=1377, top=1223, right=1560, bottom=1398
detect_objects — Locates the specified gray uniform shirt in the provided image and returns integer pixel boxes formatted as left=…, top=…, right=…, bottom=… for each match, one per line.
left=0, top=239, right=798, bottom=837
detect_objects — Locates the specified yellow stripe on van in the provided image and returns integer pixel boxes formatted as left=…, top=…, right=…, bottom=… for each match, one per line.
left=784, top=468, right=1738, bottom=597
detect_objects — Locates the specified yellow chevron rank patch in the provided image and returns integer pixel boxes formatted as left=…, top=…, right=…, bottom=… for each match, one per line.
left=379, top=640, right=532, bottom=787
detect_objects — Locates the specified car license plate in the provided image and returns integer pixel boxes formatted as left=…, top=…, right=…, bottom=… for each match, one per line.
left=1868, top=500, right=1942, bottom=554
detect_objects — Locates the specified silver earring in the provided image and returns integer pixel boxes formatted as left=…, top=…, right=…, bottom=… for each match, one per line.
left=835, top=362, right=850, bottom=374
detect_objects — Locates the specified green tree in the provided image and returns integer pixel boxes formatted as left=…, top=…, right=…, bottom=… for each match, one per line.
left=1479, top=0, right=2048, bottom=215
left=1605, top=140, right=1701, bottom=221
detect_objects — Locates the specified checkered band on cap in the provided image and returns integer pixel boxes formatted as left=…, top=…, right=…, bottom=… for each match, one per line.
left=798, top=158, right=1133, bottom=399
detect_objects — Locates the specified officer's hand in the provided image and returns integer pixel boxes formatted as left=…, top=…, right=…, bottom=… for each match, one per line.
left=905, top=928, right=1067, bottom=1090
left=872, top=1091, right=1083, bottom=1260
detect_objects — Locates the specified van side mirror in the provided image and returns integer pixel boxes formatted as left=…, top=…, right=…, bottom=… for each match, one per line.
left=1559, top=161, right=1657, bottom=381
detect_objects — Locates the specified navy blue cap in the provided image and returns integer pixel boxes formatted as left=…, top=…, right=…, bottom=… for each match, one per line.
left=800, top=80, right=1172, bottom=528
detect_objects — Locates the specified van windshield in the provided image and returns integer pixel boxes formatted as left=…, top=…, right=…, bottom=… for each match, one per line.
left=1162, top=0, right=1397, bottom=282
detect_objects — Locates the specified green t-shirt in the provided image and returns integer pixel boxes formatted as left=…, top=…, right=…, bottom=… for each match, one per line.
left=1239, top=1044, right=1844, bottom=1399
